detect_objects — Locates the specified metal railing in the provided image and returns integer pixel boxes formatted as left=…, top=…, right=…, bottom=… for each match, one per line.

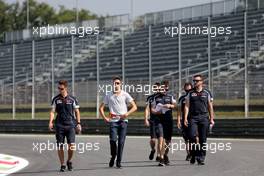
left=143, top=0, right=264, bottom=26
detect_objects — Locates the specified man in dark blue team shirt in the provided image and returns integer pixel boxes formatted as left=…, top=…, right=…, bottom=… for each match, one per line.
left=151, top=80, right=176, bottom=166
left=184, top=75, right=215, bottom=165
left=177, top=82, right=193, bottom=161
left=49, top=80, right=81, bottom=172
left=144, top=82, right=161, bottom=161
left=160, top=80, right=176, bottom=166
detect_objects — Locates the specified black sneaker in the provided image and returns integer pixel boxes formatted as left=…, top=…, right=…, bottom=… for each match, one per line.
left=156, top=156, right=160, bottom=162
left=116, top=162, right=122, bottom=169
left=186, top=154, right=191, bottom=161
left=149, top=149, right=156, bottom=160
left=60, top=165, right=66, bottom=172
left=190, top=156, right=195, bottom=164
left=67, top=161, right=73, bottom=171
left=197, top=159, right=205, bottom=165
left=164, top=155, right=170, bottom=165
left=158, top=158, right=165, bottom=166
left=109, top=157, right=115, bottom=167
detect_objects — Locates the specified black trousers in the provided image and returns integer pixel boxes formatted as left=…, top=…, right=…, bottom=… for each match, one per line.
left=188, top=117, right=209, bottom=161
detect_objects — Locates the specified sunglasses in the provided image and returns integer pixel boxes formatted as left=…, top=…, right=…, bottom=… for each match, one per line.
left=58, top=87, right=65, bottom=91
left=193, top=80, right=202, bottom=83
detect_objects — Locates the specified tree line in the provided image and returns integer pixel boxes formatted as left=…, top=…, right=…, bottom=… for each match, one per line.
left=0, top=0, right=98, bottom=41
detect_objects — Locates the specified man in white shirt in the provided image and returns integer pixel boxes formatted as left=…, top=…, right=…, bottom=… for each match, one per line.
left=99, top=76, right=137, bottom=169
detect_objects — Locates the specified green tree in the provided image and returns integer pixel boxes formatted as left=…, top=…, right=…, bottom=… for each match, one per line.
left=0, top=0, right=98, bottom=42
left=56, top=5, right=76, bottom=23
left=0, top=0, right=12, bottom=34
left=27, top=1, right=57, bottom=26
left=79, top=9, right=97, bottom=21
left=55, top=6, right=98, bottom=23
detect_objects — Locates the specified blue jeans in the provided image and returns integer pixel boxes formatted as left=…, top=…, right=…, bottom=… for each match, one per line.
left=109, top=120, right=128, bottom=163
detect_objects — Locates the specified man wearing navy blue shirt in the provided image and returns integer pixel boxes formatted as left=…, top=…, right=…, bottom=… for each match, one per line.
left=177, top=82, right=193, bottom=161
left=49, top=80, right=81, bottom=172
left=144, top=82, right=161, bottom=161
left=184, top=75, right=215, bottom=165
left=151, top=80, right=176, bottom=166
left=160, top=80, right=176, bottom=166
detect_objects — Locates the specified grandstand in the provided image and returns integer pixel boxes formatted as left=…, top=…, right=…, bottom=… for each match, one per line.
left=0, top=0, right=263, bottom=107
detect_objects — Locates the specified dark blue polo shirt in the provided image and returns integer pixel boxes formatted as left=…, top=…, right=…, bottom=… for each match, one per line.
left=51, top=94, right=80, bottom=127
left=153, top=93, right=176, bottom=120
left=178, top=93, right=188, bottom=122
left=162, top=93, right=176, bottom=119
left=146, top=93, right=157, bottom=120
left=186, top=88, right=213, bottom=118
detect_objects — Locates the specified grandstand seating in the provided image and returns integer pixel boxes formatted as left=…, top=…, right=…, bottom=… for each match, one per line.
left=0, top=7, right=264, bottom=102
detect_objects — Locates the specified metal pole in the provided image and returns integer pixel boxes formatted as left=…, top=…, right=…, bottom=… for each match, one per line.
left=208, top=16, right=212, bottom=91
left=210, top=0, right=213, bottom=16
left=130, top=0, right=134, bottom=32
left=223, top=0, right=226, bottom=14
left=122, top=30, right=125, bottom=82
left=3, top=81, right=5, bottom=104
left=187, top=68, right=189, bottom=81
left=12, top=44, right=15, bottom=119
left=245, top=0, right=248, bottom=10
left=149, top=25, right=152, bottom=87
left=171, top=76, right=174, bottom=92
left=47, top=82, right=50, bottom=103
left=244, top=12, right=249, bottom=118
left=258, top=0, right=260, bottom=9
left=51, top=40, right=55, bottom=98
left=87, top=81, right=89, bottom=105
left=185, top=69, right=188, bottom=82
left=1, top=81, right=3, bottom=103
left=211, top=70, right=214, bottom=94
left=217, top=59, right=220, bottom=77
left=71, top=35, right=75, bottom=96
left=32, top=40, right=35, bottom=119
left=27, top=0, right=29, bottom=29
left=191, top=7, right=193, bottom=19
left=226, top=78, right=229, bottom=99
left=96, top=35, right=100, bottom=119
left=234, top=0, right=237, bottom=13
left=144, top=15, right=147, bottom=27
left=178, top=22, right=182, bottom=98
left=76, top=0, right=79, bottom=23
left=35, top=80, right=38, bottom=105
left=25, top=73, right=28, bottom=104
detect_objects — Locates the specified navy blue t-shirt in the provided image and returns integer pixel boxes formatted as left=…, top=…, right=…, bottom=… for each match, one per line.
left=51, top=94, right=79, bottom=127
left=186, top=89, right=213, bottom=118
left=146, top=93, right=156, bottom=120
left=153, top=93, right=176, bottom=120
left=178, top=93, right=188, bottom=122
